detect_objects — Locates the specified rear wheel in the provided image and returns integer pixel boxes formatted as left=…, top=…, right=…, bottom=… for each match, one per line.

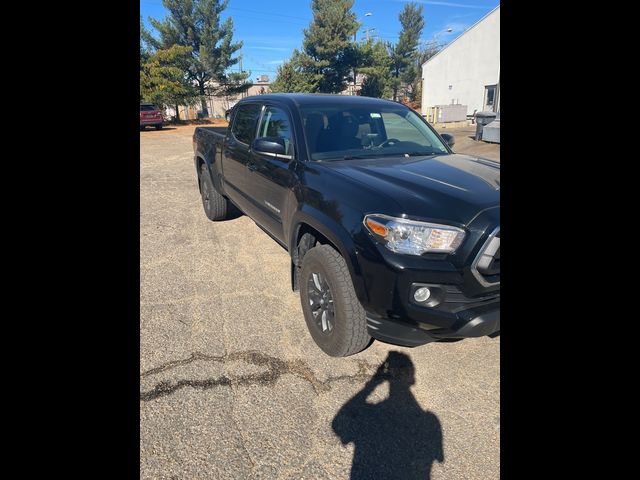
left=300, top=244, right=371, bottom=357
left=200, top=164, right=228, bottom=221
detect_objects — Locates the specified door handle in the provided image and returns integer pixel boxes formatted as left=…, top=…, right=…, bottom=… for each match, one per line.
left=247, top=162, right=258, bottom=172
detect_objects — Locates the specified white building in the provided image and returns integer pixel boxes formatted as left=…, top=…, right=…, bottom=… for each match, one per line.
left=421, top=5, right=500, bottom=117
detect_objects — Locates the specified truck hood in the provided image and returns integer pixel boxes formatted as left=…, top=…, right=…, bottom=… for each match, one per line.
left=324, top=153, right=500, bottom=226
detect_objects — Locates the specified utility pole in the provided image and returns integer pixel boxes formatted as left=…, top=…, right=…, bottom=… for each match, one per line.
left=353, top=12, right=373, bottom=95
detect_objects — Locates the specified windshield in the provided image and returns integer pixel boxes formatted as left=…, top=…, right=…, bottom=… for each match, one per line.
left=140, top=104, right=157, bottom=111
left=300, top=105, right=449, bottom=161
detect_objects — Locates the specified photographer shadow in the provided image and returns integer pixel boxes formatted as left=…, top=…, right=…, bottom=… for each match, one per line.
left=332, top=351, right=444, bottom=480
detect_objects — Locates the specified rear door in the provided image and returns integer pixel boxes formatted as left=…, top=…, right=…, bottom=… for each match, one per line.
left=221, top=103, right=262, bottom=205
left=244, top=104, right=297, bottom=243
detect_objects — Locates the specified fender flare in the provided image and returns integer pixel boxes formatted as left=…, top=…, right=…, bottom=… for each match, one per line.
left=194, top=151, right=224, bottom=193
left=288, top=206, right=368, bottom=306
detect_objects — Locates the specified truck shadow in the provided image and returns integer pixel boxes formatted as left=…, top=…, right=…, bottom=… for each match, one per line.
left=225, top=202, right=244, bottom=220
left=332, top=351, right=444, bottom=479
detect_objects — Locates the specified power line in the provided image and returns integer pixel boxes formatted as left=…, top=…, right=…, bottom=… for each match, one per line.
left=140, top=1, right=310, bottom=27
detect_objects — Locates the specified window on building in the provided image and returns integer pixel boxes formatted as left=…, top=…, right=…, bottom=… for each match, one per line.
left=484, top=85, right=497, bottom=109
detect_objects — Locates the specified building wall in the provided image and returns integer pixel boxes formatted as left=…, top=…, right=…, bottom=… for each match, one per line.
left=163, top=83, right=272, bottom=120
left=207, top=83, right=271, bottom=118
left=421, top=6, right=500, bottom=116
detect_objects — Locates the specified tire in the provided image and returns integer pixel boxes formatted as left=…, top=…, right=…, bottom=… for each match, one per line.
left=199, top=163, right=228, bottom=221
left=140, top=125, right=145, bottom=131
left=155, top=124, right=163, bottom=130
left=300, top=244, right=371, bottom=357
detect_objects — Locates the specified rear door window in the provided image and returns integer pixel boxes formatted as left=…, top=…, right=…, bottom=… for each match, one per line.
left=232, top=104, right=262, bottom=145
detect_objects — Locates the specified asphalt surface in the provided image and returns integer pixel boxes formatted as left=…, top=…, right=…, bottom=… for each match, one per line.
left=436, top=125, right=500, bottom=162
left=140, top=124, right=500, bottom=479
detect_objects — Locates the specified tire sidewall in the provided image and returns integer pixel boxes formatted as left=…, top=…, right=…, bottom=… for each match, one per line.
left=200, top=165, right=213, bottom=217
left=300, top=248, right=355, bottom=356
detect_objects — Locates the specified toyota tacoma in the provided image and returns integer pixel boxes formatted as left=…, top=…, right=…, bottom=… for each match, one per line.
left=192, top=94, right=500, bottom=357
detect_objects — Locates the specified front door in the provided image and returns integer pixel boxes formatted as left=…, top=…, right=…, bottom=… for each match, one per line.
left=245, top=104, right=297, bottom=243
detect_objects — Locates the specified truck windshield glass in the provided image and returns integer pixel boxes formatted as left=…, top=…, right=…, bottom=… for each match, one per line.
left=300, top=106, right=448, bottom=161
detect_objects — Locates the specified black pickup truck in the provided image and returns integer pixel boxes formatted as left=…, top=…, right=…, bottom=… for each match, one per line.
left=193, top=94, right=499, bottom=357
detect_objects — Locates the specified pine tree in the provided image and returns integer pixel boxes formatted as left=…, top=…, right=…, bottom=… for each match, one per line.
left=272, top=0, right=359, bottom=93
left=145, top=0, right=250, bottom=116
left=269, top=54, right=317, bottom=93
left=390, top=2, right=425, bottom=101
left=357, top=40, right=393, bottom=98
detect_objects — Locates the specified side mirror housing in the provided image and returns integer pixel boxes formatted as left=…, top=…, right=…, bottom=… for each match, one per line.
left=252, top=137, right=288, bottom=157
left=441, top=133, right=455, bottom=148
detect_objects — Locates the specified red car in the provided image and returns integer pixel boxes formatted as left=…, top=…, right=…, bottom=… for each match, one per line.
left=140, top=104, right=164, bottom=130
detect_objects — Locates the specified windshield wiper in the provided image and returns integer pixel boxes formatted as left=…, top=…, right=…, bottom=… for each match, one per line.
left=401, top=151, right=445, bottom=157
left=341, top=153, right=391, bottom=160
left=325, top=151, right=445, bottom=161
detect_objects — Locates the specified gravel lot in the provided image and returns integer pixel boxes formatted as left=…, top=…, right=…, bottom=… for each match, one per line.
left=140, top=124, right=500, bottom=479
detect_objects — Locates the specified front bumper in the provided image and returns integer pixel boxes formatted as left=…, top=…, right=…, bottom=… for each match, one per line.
left=357, top=242, right=500, bottom=347
left=367, top=303, right=500, bottom=347
left=140, top=118, right=163, bottom=126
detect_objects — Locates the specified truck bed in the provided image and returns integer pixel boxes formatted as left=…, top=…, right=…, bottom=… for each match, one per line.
left=195, top=126, right=227, bottom=137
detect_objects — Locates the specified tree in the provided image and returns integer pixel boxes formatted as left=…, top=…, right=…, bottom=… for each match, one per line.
left=140, top=45, right=199, bottom=121
left=356, top=39, right=393, bottom=98
left=292, top=0, right=360, bottom=93
left=145, top=0, right=250, bottom=116
left=390, top=2, right=425, bottom=101
left=269, top=54, right=317, bottom=93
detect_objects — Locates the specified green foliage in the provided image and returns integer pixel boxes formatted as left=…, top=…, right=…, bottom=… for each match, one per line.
left=140, top=45, right=199, bottom=112
left=390, top=2, right=425, bottom=101
left=145, top=0, right=250, bottom=115
left=269, top=55, right=318, bottom=93
left=272, top=0, right=359, bottom=93
left=356, top=39, right=393, bottom=98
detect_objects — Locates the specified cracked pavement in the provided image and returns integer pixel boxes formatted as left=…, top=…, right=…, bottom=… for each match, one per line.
left=140, top=124, right=500, bottom=479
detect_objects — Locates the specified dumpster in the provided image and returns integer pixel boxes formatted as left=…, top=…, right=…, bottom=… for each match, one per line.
left=482, top=112, right=500, bottom=143
left=474, top=111, right=497, bottom=141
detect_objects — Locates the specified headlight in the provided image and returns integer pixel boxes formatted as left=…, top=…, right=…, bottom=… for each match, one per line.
left=364, top=214, right=465, bottom=255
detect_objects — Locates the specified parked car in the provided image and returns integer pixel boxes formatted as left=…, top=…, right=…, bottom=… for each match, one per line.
left=140, top=103, right=164, bottom=130
left=192, top=94, right=500, bottom=357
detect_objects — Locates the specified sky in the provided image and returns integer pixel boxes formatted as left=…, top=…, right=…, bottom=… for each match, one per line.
left=140, top=0, right=500, bottom=82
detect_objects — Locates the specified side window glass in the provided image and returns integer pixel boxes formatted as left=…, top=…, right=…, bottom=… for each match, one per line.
left=257, top=106, right=294, bottom=156
left=232, top=104, right=262, bottom=144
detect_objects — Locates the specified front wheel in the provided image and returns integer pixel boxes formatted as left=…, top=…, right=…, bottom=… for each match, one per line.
left=155, top=124, right=163, bottom=130
left=300, top=245, right=371, bottom=357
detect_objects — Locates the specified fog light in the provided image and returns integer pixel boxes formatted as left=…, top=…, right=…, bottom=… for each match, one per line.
left=413, top=287, right=431, bottom=303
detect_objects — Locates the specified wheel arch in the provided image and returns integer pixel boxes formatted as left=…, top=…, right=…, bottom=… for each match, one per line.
left=288, top=208, right=368, bottom=306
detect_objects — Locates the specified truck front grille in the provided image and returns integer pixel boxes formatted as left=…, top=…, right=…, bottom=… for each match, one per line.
left=471, top=228, right=500, bottom=286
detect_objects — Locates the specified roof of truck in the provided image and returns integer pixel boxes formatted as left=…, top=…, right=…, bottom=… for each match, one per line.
left=236, top=93, right=407, bottom=109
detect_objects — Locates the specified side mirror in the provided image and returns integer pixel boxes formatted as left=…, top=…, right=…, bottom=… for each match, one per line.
left=441, top=133, right=455, bottom=148
left=252, top=137, right=289, bottom=157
